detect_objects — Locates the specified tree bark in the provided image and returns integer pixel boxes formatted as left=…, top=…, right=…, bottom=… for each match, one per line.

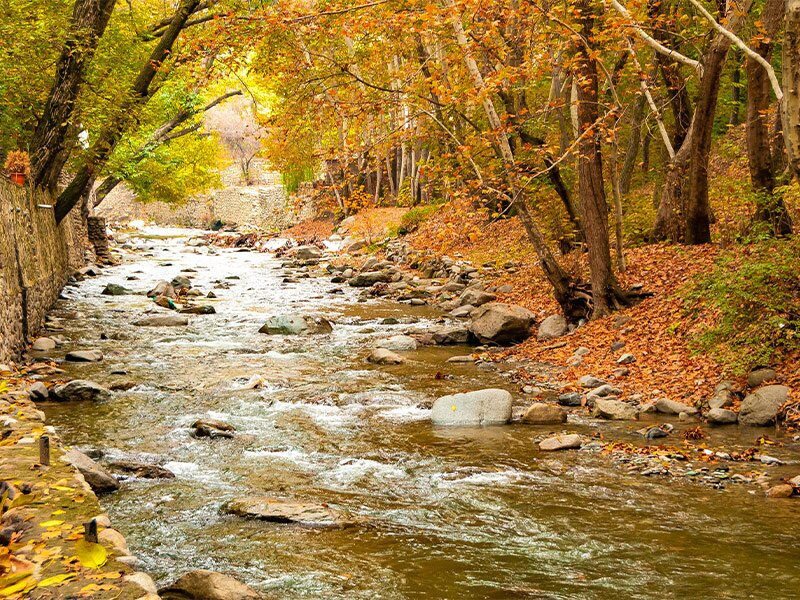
left=783, top=0, right=800, bottom=181
left=30, top=0, right=117, bottom=192
left=55, top=0, right=202, bottom=223
left=620, top=94, right=646, bottom=195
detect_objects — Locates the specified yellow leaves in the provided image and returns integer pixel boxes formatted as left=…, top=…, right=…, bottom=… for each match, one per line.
left=0, top=575, right=35, bottom=597
left=37, top=572, right=76, bottom=587
left=75, top=540, right=107, bottom=569
left=39, top=520, right=64, bottom=528
left=78, top=583, right=119, bottom=596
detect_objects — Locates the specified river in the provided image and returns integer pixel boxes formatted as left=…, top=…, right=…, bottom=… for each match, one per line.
left=42, top=229, right=800, bottom=599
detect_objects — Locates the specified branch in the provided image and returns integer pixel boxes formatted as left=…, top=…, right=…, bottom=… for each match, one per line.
left=687, top=0, right=783, bottom=101
left=609, top=0, right=703, bottom=75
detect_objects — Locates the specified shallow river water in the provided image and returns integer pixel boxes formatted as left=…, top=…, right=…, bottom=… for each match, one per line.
left=42, top=229, right=800, bottom=599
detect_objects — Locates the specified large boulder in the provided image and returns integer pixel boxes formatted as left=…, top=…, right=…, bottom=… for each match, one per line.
left=222, top=497, right=361, bottom=528
left=51, top=380, right=111, bottom=402
left=160, top=570, right=262, bottom=600
left=468, top=303, right=535, bottom=345
left=258, top=314, right=333, bottom=335
left=520, top=403, right=567, bottom=424
left=430, top=325, right=470, bottom=345
left=134, top=315, right=189, bottom=327
left=377, top=335, right=418, bottom=351
left=537, top=314, right=568, bottom=341
left=348, top=271, right=393, bottom=287
left=431, top=389, right=513, bottom=426
left=63, top=449, right=120, bottom=494
left=739, top=385, right=790, bottom=426
left=367, top=348, right=405, bottom=365
left=147, top=281, right=177, bottom=299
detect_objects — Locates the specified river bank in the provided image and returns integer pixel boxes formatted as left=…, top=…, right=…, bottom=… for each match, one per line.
left=3, top=226, right=800, bottom=599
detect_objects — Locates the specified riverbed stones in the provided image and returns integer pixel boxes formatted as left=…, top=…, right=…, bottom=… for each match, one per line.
left=107, top=460, right=176, bottom=479
left=578, top=375, right=607, bottom=389
left=447, top=355, right=474, bottom=363
left=458, top=289, right=496, bottom=307
left=431, top=388, right=513, bottom=426
left=708, top=382, right=735, bottom=409
left=258, top=314, right=333, bottom=335
left=592, top=398, right=639, bottom=420
left=586, top=384, right=622, bottom=401
left=655, top=398, right=699, bottom=416
left=557, top=392, right=583, bottom=407
left=293, top=245, right=323, bottom=260
left=367, top=348, right=405, bottom=365
left=63, top=449, right=120, bottom=494
left=191, top=419, right=235, bottom=439
left=28, top=382, right=49, bottom=401
left=65, top=350, right=103, bottom=363
left=349, top=271, right=393, bottom=287
left=521, top=403, right=567, bottom=424
left=707, top=408, right=738, bottom=425
left=171, top=275, right=192, bottom=291
left=468, top=303, right=535, bottom=345
left=539, top=433, right=582, bottom=451
left=134, top=314, right=189, bottom=327
left=616, top=353, right=636, bottom=364
left=222, top=497, right=361, bottom=528
left=766, top=484, right=795, bottom=498
left=377, top=335, right=418, bottom=351
left=747, top=367, right=777, bottom=388
left=147, top=280, right=177, bottom=299
left=431, top=325, right=470, bottom=345
left=51, top=380, right=111, bottom=402
left=101, top=283, right=131, bottom=296
left=739, top=385, right=790, bottom=426
left=160, top=570, right=262, bottom=600
left=31, top=337, right=57, bottom=351
left=179, top=305, right=216, bottom=315
left=537, top=314, right=568, bottom=341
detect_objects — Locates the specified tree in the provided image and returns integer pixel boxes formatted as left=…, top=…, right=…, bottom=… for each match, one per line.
left=205, top=95, right=265, bottom=184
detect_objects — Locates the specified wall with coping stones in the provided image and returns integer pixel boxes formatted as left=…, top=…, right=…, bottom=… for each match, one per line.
left=0, top=180, right=85, bottom=364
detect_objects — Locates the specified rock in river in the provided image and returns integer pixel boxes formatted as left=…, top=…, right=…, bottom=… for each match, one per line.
left=468, top=303, right=535, bottom=345
left=65, top=350, right=103, bottom=363
left=539, top=433, right=582, bottom=451
left=739, top=385, right=790, bottom=426
left=160, top=570, right=262, bottom=600
left=101, top=283, right=131, bottom=296
left=655, top=398, right=699, bottom=416
left=51, top=380, right=111, bottom=402
left=377, top=335, right=418, bottom=351
left=258, top=314, right=333, bottom=335
left=520, top=403, right=567, bottom=424
left=192, top=419, right=235, bottom=439
left=348, top=271, right=393, bottom=287
left=432, top=388, right=513, bottom=426
left=222, top=496, right=362, bottom=528
left=707, top=408, right=738, bottom=425
left=134, top=314, right=189, bottom=327
left=367, top=348, right=405, bottom=365
left=592, top=398, right=639, bottom=420
left=63, top=449, right=120, bottom=494
left=180, top=305, right=216, bottom=315
left=147, top=280, right=177, bottom=299
left=107, top=460, right=176, bottom=479
left=32, top=337, right=57, bottom=351
left=537, top=314, right=568, bottom=341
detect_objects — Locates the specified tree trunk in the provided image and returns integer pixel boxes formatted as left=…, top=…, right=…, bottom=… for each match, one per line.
left=783, top=0, right=800, bottom=181
left=30, top=0, right=117, bottom=192
left=54, top=0, right=202, bottom=223
left=748, top=0, right=793, bottom=234
left=620, top=94, right=646, bottom=195
left=574, top=0, right=628, bottom=316
left=729, top=49, right=743, bottom=126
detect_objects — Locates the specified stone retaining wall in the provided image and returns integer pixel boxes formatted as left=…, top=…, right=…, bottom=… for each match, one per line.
left=0, top=180, right=85, bottom=364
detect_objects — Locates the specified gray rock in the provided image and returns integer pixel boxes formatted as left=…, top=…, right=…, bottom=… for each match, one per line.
left=655, top=398, right=699, bottom=415
left=557, top=392, right=583, bottom=407
left=65, top=350, right=103, bottom=363
left=179, top=305, right=216, bottom=315
left=432, top=389, right=513, bottom=426
left=520, top=403, right=567, bottom=424
left=377, top=335, right=418, bottom=351
left=539, top=433, right=582, bottom=451
left=431, top=325, right=470, bottom=345
left=147, top=281, right=177, bottom=299
left=592, top=398, right=639, bottom=420
left=537, top=314, right=568, bottom=341
left=348, top=271, right=393, bottom=287
left=747, top=368, right=777, bottom=388
left=31, top=337, right=57, bottom=351
left=160, top=570, right=262, bottom=600
left=293, top=245, right=323, bottom=260
left=447, top=355, right=474, bottom=363
left=586, top=384, right=622, bottom=400
left=258, top=314, right=332, bottom=335
left=739, top=385, right=790, bottom=426
left=708, top=388, right=734, bottom=409
left=579, top=375, right=607, bottom=389
left=171, top=275, right=192, bottom=291
left=367, top=348, right=405, bottom=365
left=28, top=382, right=49, bottom=401
left=107, top=460, right=176, bottom=479
left=707, top=408, right=738, bottom=425
left=101, top=283, right=131, bottom=296
left=134, top=315, right=189, bottom=327
left=459, top=289, right=496, bottom=307
left=51, top=380, right=111, bottom=402
left=468, top=303, right=535, bottom=345
left=616, top=353, right=636, bottom=364
left=449, top=305, right=475, bottom=318
left=63, top=449, right=120, bottom=494
left=222, top=497, right=362, bottom=529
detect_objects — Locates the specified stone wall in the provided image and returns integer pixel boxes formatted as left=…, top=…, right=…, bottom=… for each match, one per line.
left=0, top=180, right=85, bottom=364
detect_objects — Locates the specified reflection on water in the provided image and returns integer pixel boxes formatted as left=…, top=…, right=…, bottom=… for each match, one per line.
left=42, top=231, right=800, bottom=599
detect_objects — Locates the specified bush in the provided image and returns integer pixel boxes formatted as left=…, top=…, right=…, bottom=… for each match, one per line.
left=399, top=205, right=439, bottom=233
left=681, top=237, right=800, bottom=374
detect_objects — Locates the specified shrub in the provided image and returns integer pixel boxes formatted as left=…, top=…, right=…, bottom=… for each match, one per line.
left=681, top=237, right=800, bottom=374
left=399, top=205, right=439, bottom=233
